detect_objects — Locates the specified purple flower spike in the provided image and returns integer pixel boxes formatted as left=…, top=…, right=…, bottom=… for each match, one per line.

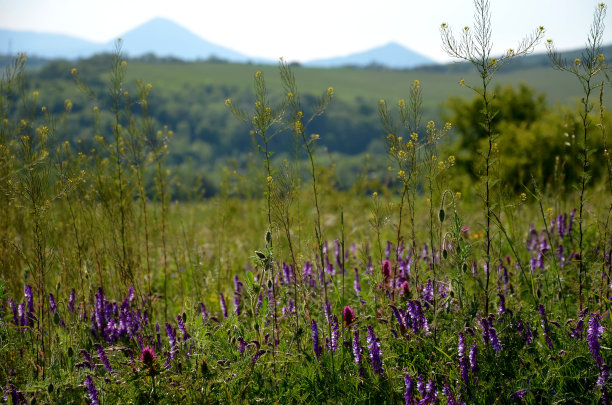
left=330, top=315, right=339, bottom=352
left=166, top=323, right=177, bottom=360
left=68, top=289, right=76, bottom=312
left=366, top=325, right=384, bottom=375
left=469, top=343, right=478, bottom=373
left=95, top=344, right=112, bottom=372
left=220, top=293, right=228, bottom=318
left=352, top=330, right=361, bottom=364
left=49, top=293, right=57, bottom=314
left=343, top=305, right=355, bottom=328
left=458, top=332, right=469, bottom=385
left=238, top=337, right=247, bottom=355
left=84, top=375, right=99, bottom=405
left=311, top=320, right=322, bottom=359
left=404, top=374, right=416, bottom=405
left=199, top=302, right=208, bottom=322
left=176, top=315, right=190, bottom=341
left=588, top=312, right=604, bottom=367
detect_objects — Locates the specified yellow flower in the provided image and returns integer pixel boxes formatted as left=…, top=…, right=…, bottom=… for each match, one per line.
left=447, top=155, right=455, bottom=165
left=520, top=193, right=527, bottom=202
left=411, top=133, right=418, bottom=142
left=146, top=83, right=153, bottom=90
left=460, top=78, right=465, bottom=86
left=225, top=99, right=231, bottom=106
left=455, top=191, right=461, bottom=200
left=121, top=60, right=127, bottom=68
left=33, top=90, right=39, bottom=98
left=311, top=134, right=320, bottom=140
left=64, top=99, right=73, bottom=112
left=93, top=106, right=99, bottom=112
left=266, top=176, right=273, bottom=183
left=287, top=92, right=294, bottom=98
left=398, top=99, right=406, bottom=108
left=255, top=71, right=262, bottom=78
left=327, top=87, right=334, bottom=95
left=372, top=191, right=378, bottom=197
left=413, top=79, right=420, bottom=87
left=379, top=99, right=385, bottom=105
left=574, top=58, right=581, bottom=65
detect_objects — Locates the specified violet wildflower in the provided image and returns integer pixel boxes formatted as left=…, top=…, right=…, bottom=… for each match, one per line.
left=233, top=292, right=241, bottom=316
left=390, top=305, right=406, bottom=330
left=156, top=322, right=161, bottom=352
left=385, top=240, right=392, bottom=260
left=166, top=323, right=177, bottom=360
left=80, top=349, right=93, bottom=369
left=458, top=332, right=469, bottom=385
left=422, top=280, right=434, bottom=305
left=568, top=208, right=576, bottom=235
left=330, top=315, right=339, bottom=352
left=49, top=294, right=57, bottom=315
left=469, top=343, right=478, bottom=373
left=471, top=261, right=477, bottom=276
left=176, top=314, right=190, bottom=341
left=352, top=330, right=361, bottom=364
left=404, top=374, right=416, bottom=405
left=407, top=300, right=429, bottom=333
left=68, top=289, right=75, bottom=312
left=95, top=344, right=112, bottom=372
left=84, top=375, right=99, bottom=405
left=324, top=302, right=332, bottom=324
left=498, top=293, right=506, bottom=315
left=598, top=364, right=609, bottom=387
left=220, top=293, right=228, bottom=318
left=199, top=302, right=208, bottom=322
left=354, top=268, right=361, bottom=294
left=366, top=325, right=384, bottom=375
left=24, top=285, right=33, bottom=314
left=311, top=320, right=322, bottom=359
left=343, top=305, right=355, bottom=328
left=512, top=389, right=528, bottom=400
left=538, top=304, right=553, bottom=349
left=588, top=312, right=604, bottom=367
left=238, top=337, right=247, bottom=355
left=251, top=349, right=266, bottom=363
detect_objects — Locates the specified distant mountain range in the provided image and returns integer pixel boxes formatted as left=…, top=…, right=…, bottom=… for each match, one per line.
left=0, top=18, right=435, bottom=68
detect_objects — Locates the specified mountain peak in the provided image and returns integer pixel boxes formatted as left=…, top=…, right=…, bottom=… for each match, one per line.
left=305, top=42, right=435, bottom=69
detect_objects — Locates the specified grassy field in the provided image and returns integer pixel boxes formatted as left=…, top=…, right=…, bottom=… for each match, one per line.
left=1, top=10, right=612, bottom=403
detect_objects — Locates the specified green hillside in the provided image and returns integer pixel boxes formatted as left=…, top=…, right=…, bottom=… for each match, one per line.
left=10, top=51, right=610, bottom=194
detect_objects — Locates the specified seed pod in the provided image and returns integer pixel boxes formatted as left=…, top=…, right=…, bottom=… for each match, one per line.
left=439, top=209, right=445, bottom=222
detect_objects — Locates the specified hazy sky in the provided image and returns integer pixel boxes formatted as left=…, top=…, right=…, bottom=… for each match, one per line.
left=0, top=0, right=609, bottom=62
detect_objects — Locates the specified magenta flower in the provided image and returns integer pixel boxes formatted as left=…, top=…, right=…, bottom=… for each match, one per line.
left=343, top=305, right=355, bottom=328
left=381, top=260, right=392, bottom=283
left=140, top=345, right=157, bottom=366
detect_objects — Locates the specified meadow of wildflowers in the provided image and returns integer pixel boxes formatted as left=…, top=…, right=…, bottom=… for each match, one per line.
left=0, top=1, right=611, bottom=404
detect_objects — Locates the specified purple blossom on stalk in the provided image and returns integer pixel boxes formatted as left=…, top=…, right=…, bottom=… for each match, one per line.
left=84, top=375, right=99, bottom=405
left=511, top=389, right=528, bottom=400
left=251, top=349, right=266, bottom=363
left=24, top=285, right=33, bottom=314
left=458, top=332, right=469, bottom=385
left=404, top=374, right=416, bottom=405
left=233, top=292, right=241, bottom=316
left=80, top=349, right=94, bottom=369
left=366, top=325, right=384, bottom=375
left=353, top=268, right=361, bottom=294
left=588, top=312, right=604, bottom=367
left=330, top=315, right=339, bottom=352
left=568, top=208, right=576, bottom=235
left=538, top=305, right=553, bottom=349
left=385, top=241, right=392, bottom=260
left=390, top=305, right=406, bottom=330
left=95, top=344, right=112, bottom=372
left=166, top=323, right=177, bottom=360
left=407, top=300, right=429, bottom=333
left=352, top=330, right=361, bottom=364
left=422, top=280, right=434, bottom=305
left=324, top=302, right=332, bottom=324
left=311, top=320, right=322, bottom=359
left=238, top=337, right=247, bottom=355
left=17, top=303, right=25, bottom=328
left=469, top=343, right=478, bottom=373
left=176, top=315, right=190, bottom=341
left=68, top=289, right=75, bottom=312
left=48, top=293, right=57, bottom=315
left=598, top=364, right=609, bottom=387
left=497, top=293, right=506, bottom=315
left=156, top=322, right=161, bottom=352
left=199, top=303, right=208, bottom=322
left=471, top=261, right=477, bottom=276
left=219, top=293, right=228, bottom=318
